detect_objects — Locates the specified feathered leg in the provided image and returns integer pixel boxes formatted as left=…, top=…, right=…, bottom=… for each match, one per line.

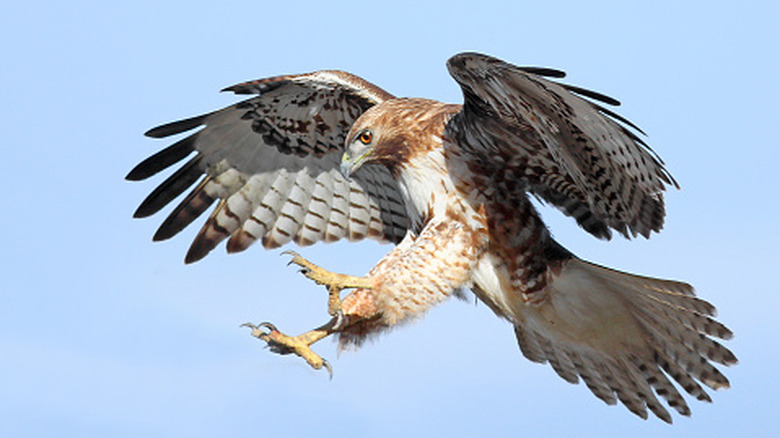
left=246, top=218, right=481, bottom=375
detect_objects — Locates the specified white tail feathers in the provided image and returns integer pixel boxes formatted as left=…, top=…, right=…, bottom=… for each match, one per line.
left=513, top=258, right=736, bottom=423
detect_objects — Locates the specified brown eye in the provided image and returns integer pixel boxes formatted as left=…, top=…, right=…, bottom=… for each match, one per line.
left=358, top=130, right=373, bottom=145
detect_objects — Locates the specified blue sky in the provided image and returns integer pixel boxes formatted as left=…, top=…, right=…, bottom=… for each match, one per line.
left=2, top=1, right=778, bottom=436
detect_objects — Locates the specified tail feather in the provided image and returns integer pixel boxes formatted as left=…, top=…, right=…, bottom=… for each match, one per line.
left=633, top=299, right=736, bottom=366
left=621, top=357, right=673, bottom=423
left=540, top=337, right=580, bottom=384
left=602, top=359, right=650, bottom=420
left=633, top=356, right=691, bottom=416
left=511, top=258, right=735, bottom=423
left=572, top=353, right=618, bottom=405
left=513, top=325, right=548, bottom=363
left=654, top=347, right=712, bottom=402
left=632, top=309, right=731, bottom=390
left=639, top=294, right=733, bottom=341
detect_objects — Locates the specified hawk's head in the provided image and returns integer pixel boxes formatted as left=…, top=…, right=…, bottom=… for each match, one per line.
left=341, top=98, right=458, bottom=178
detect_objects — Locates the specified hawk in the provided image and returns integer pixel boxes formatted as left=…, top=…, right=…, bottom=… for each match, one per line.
left=128, top=52, right=736, bottom=422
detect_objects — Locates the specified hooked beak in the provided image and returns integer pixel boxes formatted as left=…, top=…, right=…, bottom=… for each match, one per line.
left=339, top=149, right=370, bottom=179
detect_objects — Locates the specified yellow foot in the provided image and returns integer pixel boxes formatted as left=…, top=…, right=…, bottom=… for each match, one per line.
left=282, top=250, right=373, bottom=291
left=282, top=250, right=373, bottom=326
left=242, top=322, right=334, bottom=378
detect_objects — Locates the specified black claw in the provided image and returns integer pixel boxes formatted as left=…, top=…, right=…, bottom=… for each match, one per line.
left=242, top=321, right=278, bottom=338
left=281, top=250, right=300, bottom=266
left=331, top=311, right=345, bottom=331
left=245, top=322, right=294, bottom=355
left=257, top=322, right=278, bottom=333
left=321, top=358, right=333, bottom=379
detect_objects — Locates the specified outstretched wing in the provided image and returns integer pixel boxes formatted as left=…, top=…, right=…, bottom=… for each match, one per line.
left=446, top=52, right=677, bottom=239
left=128, top=70, right=409, bottom=263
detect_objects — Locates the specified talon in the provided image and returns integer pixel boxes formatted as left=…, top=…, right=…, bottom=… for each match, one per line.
left=281, top=250, right=300, bottom=258
left=332, top=311, right=345, bottom=330
left=257, top=322, right=278, bottom=333
left=321, top=358, right=333, bottom=379
left=243, top=321, right=280, bottom=341
left=282, top=250, right=302, bottom=267
left=246, top=320, right=335, bottom=375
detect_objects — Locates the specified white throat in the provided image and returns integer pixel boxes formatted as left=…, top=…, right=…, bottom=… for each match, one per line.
left=395, top=146, right=455, bottom=230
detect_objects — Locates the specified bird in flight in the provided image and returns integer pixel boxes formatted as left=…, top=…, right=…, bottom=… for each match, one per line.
left=128, top=52, right=736, bottom=422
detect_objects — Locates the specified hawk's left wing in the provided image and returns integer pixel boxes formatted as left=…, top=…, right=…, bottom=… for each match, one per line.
left=446, top=52, right=677, bottom=239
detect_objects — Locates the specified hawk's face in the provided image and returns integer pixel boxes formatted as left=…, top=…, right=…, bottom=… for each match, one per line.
left=341, top=98, right=451, bottom=178
left=340, top=125, right=376, bottom=178
left=341, top=103, right=408, bottom=178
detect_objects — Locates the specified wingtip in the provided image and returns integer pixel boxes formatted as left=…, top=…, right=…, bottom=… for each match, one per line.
left=145, top=114, right=209, bottom=138
left=145, top=124, right=178, bottom=138
left=133, top=195, right=169, bottom=218
left=133, top=206, right=152, bottom=219
left=151, top=227, right=173, bottom=242
left=563, top=84, right=621, bottom=106
left=144, top=126, right=165, bottom=138
left=184, top=245, right=208, bottom=264
left=125, top=167, right=146, bottom=181
left=519, top=66, right=567, bottom=79
left=221, top=77, right=292, bottom=95
left=220, top=84, right=240, bottom=94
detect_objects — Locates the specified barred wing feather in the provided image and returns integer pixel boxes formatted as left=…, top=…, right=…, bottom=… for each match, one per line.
left=128, top=71, right=409, bottom=263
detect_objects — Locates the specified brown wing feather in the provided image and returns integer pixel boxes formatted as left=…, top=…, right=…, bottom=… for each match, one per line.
left=446, top=52, right=675, bottom=239
left=128, top=70, right=409, bottom=263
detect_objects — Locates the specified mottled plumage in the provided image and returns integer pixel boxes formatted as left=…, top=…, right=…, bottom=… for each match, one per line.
left=129, top=52, right=735, bottom=423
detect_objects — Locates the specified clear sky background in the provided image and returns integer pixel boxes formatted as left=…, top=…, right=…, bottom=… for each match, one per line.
left=2, top=1, right=778, bottom=436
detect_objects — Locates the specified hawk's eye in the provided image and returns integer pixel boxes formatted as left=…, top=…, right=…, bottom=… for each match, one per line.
left=358, top=130, right=373, bottom=145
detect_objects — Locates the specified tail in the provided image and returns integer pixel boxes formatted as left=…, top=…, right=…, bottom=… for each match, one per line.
left=513, top=258, right=737, bottom=423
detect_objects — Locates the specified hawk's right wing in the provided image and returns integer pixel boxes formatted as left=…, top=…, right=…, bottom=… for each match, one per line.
left=128, top=70, right=409, bottom=263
